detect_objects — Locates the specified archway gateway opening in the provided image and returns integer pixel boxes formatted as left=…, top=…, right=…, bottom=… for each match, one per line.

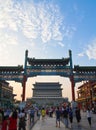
left=0, top=50, right=96, bottom=101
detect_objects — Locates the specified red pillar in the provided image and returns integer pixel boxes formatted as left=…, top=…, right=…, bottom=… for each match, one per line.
left=22, top=75, right=27, bottom=101
left=69, top=50, right=75, bottom=101
left=70, top=75, right=75, bottom=101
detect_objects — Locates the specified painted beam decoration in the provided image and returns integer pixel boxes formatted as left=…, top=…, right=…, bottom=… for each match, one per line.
left=0, top=75, right=23, bottom=82
left=74, top=74, right=96, bottom=82
left=0, top=66, right=23, bottom=82
left=0, top=50, right=72, bottom=83
left=0, top=51, right=96, bottom=83
left=26, top=66, right=71, bottom=77
left=74, top=65, right=96, bottom=82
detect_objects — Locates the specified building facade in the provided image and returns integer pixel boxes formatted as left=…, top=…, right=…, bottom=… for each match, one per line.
left=0, top=80, right=14, bottom=108
left=28, top=82, right=68, bottom=106
left=76, top=81, right=96, bottom=110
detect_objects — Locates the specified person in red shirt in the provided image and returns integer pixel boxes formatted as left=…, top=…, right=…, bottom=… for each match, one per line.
left=8, top=109, right=18, bottom=130
left=2, top=116, right=9, bottom=130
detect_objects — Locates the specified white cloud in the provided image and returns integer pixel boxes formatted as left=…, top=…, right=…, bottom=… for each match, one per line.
left=58, top=42, right=64, bottom=47
left=85, top=38, right=96, bottom=59
left=0, top=31, right=18, bottom=45
left=78, top=52, right=84, bottom=57
left=0, top=0, right=18, bottom=31
left=0, top=0, right=76, bottom=50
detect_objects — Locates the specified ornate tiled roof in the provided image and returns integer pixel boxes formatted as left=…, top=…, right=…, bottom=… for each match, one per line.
left=74, top=65, right=96, bottom=72
left=27, top=58, right=70, bottom=66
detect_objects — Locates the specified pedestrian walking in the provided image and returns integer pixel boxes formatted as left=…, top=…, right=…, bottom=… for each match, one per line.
left=18, top=109, right=26, bottom=130
left=86, top=107, right=92, bottom=127
left=55, top=106, right=61, bottom=128
left=68, top=107, right=73, bottom=128
left=75, top=107, right=81, bottom=125
left=30, top=106, right=35, bottom=124
left=41, top=107, right=46, bottom=121
left=8, top=109, right=18, bottom=130
left=37, top=109, right=41, bottom=120
left=62, top=106, right=69, bottom=128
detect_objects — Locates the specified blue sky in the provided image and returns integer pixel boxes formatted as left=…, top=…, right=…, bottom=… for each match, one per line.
left=0, top=0, right=96, bottom=100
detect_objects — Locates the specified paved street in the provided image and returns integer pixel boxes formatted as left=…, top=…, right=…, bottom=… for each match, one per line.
left=68, top=111, right=96, bottom=130
left=31, top=111, right=96, bottom=130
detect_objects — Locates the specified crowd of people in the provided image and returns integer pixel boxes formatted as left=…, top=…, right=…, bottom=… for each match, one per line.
left=55, top=105, right=93, bottom=128
left=0, top=108, right=18, bottom=130
left=0, top=107, right=38, bottom=130
left=38, top=104, right=92, bottom=128
left=0, top=103, right=93, bottom=130
left=55, top=105, right=80, bottom=128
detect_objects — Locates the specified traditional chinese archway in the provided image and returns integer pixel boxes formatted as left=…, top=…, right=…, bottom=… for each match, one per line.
left=22, top=50, right=75, bottom=101
left=0, top=50, right=96, bottom=101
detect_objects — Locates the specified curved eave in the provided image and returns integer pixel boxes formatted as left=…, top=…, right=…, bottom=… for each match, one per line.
left=0, top=66, right=24, bottom=72
left=27, top=58, right=70, bottom=66
left=74, top=65, right=96, bottom=72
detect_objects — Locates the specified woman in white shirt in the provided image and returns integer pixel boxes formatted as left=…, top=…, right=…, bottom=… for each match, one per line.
left=86, top=108, right=92, bottom=127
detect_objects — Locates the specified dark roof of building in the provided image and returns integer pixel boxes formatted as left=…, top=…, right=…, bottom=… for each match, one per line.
left=74, top=65, right=96, bottom=72
left=27, top=58, right=70, bottom=66
left=33, top=82, right=62, bottom=86
left=0, top=65, right=23, bottom=72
